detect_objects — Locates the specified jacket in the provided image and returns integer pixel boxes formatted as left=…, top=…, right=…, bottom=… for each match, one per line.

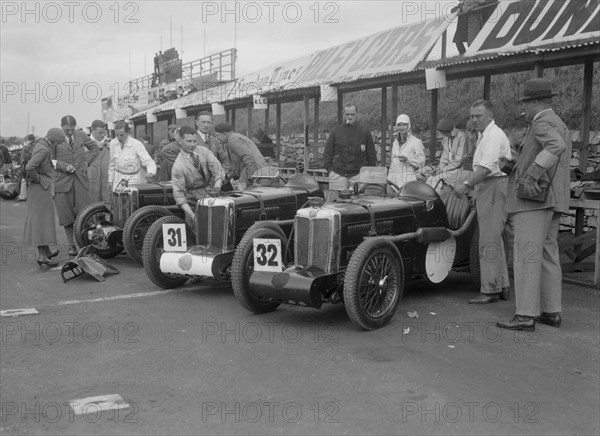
left=506, top=108, right=571, bottom=214
left=54, top=130, right=98, bottom=193
left=323, top=123, right=376, bottom=177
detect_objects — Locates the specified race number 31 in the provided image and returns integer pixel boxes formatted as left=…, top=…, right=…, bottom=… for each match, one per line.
left=162, top=223, right=187, bottom=252
left=253, top=238, right=283, bottom=272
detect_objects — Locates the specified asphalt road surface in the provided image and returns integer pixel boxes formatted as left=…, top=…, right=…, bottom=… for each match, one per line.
left=1, top=197, right=599, bottom=435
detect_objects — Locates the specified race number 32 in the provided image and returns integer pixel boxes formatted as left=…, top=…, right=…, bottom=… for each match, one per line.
left=162, top=223, right=187, bottom=252
left=253, top=238, right=283, bottom=272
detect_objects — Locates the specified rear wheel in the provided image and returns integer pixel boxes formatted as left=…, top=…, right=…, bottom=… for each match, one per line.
left=231, top=223, right=286, bottom=314
left=344, top=239, right=404, bottom=330
left=142, top=215, right=189, bottom=289
left=123, top=206, right=173, bottom=265
left=74, top=202, right=123, bottom=259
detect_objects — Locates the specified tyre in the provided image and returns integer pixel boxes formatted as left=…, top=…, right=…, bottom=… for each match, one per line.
left=231, top=223, right=286, bottom=314
left=73, top=202, right=123, bottom=259
left=123, top=206, right=173, bottom=265
left=469, top=222, right=509, bottom=290
left=344, top=238, right=404, bottom=330
left=142, top=215, right=189, bottom=289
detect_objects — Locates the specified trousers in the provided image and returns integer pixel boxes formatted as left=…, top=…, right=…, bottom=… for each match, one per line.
left=508, top=210, right=562, bottom=316
left=474, top=177, right=510, bottom=294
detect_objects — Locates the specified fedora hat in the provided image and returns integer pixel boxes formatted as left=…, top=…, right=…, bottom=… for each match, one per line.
left=519, top=78, right=558, bottom=102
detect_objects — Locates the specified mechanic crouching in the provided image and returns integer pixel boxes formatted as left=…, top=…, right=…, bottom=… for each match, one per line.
left=171, top=126, right=226, bottom=225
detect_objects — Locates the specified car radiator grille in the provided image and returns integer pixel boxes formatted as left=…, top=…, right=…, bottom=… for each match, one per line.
left=295, top=216, right=334, bottom=272
left=196, top=204, right=232, bottom=250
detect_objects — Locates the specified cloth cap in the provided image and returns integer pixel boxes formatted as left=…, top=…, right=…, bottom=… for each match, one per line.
left=27, top=134, right=36, bottom=141
left=396, top=114, right=411, bottom=125
left=518, top=78, right=558, bottom=102
left=168, top=124, right=178, bottom=129
left=214, top=122, right=233, bottom=133
left=91, top=120, right=106, bottom=129
left=46, top=128, right=66, bottom=144
left=437, top=118, right=454, bottom=132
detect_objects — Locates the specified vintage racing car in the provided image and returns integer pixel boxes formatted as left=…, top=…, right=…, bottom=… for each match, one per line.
left=74, top=181, right=183, bottom=263
left=229, top=167, right=482, bottom=330
left=141, top=169, right=325, bottom=289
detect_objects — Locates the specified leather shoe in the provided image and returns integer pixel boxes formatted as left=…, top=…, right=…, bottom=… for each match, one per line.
left=68, top=246, right=78, bottom=257
left=534, top=312, right=561, bottom=327
left=469, top=293, right=500, bottom=304
left=37, top=257, right=59, bottom=268
left=500, top=287, right=510, bottom=301
left=496, top=315, right=535, bottom=331
left=48, top=248, right=60, bottom=259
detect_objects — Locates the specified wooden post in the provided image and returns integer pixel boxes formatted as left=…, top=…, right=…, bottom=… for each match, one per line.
left=390, top=85, right=398, bottom=167
left=580, top=59, right=593, bottom=172
left=225, top=109, right=230, bottom=123
left=483, top=74, right=491, bottom=100
left=276, top=102, right=282, bottom=162
left=247, top=102, right=253, bottom=137
left=575, top=59, right=594, bottom=255
left=231, top=108, right=236, bottom=130
left=337, top=89, right=343, bottom=125
left=314, top=96, right=319, bottom=167
left=381, top=86, right=388, bottom=166
left=429, top=89, right=438, bottom=164
left=264, top=105, right=270, bottom=134
left=535, top=62, right=544, bottom=78
left=303, top=94, right=310, bottom=173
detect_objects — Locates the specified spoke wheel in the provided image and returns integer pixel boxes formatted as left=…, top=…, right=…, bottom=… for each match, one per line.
left=74, top=202, right=123, bottom=259
left=123, top=206, right=173, bottom=265
left=231, top=223, right=286, bottom=314
left=344, top=239, right=404, bottom=330
left=142, top=215, right=189, bottom=289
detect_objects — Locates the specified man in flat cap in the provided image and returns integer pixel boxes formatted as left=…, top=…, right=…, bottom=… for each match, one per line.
left=88, top=120, right=111, bottom=206
left=497, top=78, right=571, bottom=332
left=54, top=115, right=99, bottom=256
left=214, top=122, right=267, bottom=190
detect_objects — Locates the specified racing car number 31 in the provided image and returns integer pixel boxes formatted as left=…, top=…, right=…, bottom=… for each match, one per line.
left=253, top=238, right=283, bottom=272
left=162, top=223, right=187, bottom=252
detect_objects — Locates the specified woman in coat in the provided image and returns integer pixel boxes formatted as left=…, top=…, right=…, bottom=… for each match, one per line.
left=23, top=128, right=65, bottom=267
left=388, top=114, right=426, bottom=189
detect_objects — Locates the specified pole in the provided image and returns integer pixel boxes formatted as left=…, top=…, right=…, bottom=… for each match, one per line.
left=429, top=89, right=438, bottom=164
left=26, top=112, right=30, bottom=134
left=170, top=15, right=172, bottom=47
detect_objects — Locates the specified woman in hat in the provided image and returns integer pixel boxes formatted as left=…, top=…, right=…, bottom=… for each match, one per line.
left=388, top=114, right=426, bottom=189
left=23, top=128, right=65, bottom=267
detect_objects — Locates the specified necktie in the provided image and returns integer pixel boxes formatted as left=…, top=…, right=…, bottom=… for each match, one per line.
left=192, top=152, right=200, bottom=170
left=68, top=136, right=74, bottom=147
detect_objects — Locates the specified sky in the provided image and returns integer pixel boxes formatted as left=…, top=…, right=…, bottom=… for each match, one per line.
left=1, top=0, right=457, bottom=137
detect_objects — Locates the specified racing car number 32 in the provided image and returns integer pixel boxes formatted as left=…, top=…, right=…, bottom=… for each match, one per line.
left=162, top=223, right=187, bottom=252
left=253, top=238, right=283, bottom=272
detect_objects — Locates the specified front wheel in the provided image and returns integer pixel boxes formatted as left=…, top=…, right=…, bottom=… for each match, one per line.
left=73, top=202, right=123, bottom=259
left=344, top=239, right=404, bottom=330
left=123, top=206, right=174, bottom=265
left=142, top=215, right=190, bottom=289
left=231, top=223, right=286, bottom=314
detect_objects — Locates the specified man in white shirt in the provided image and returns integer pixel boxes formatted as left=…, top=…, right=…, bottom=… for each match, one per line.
left=108, top=121, right=157, bottom=190
left=454, top=100, right=512, bottom=304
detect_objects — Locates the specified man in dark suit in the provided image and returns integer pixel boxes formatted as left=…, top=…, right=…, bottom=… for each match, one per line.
left=54, top=115, right=99, bottom=256
left=497, top=78, right=572, bottom=332
left=195, top=111, right=230, bottom=172
left=214, top=123, right=267, bottom=190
